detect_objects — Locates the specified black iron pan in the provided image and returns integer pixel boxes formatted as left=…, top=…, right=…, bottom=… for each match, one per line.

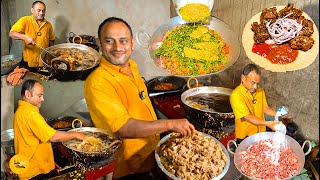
left=146, top=76, right=186, bottom=97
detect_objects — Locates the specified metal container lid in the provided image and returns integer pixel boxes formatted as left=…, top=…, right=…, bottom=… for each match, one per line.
left=1, top=129, right=14, bottom=147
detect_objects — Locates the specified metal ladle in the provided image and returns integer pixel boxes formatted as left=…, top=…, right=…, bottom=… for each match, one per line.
left=35, top=43, right=57, bottom=58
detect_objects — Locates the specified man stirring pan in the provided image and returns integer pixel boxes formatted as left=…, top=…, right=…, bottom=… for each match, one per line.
left=9, top=1, right=55, bottom=72
left=230, top=63, right=286, bottom=144
left=13, top=79, right=86, bottom=179
left=84, top=17, right=195, bottom=179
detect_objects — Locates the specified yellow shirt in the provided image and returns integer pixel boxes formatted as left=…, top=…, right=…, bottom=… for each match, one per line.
left=10, top=15, right=55, bottom=67
left=13, top=100, right=56, bottom=180
left=230, top=83, right=268, bottom=139
left=84, top=57, right=159, bottom=178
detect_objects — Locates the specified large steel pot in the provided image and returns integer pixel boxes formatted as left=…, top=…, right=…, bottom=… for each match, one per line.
left=180, top=78, right=234, bottom=128
left=136, top=16, right=240, bottom=78
left=62, top=127, right=121, bottom=163
left=227, top=132, right=312, bottom=180
left=40, top=43, right=101, bottom=81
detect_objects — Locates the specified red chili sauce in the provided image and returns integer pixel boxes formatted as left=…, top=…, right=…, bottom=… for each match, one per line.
left=252, top=43, right=299, bottom=64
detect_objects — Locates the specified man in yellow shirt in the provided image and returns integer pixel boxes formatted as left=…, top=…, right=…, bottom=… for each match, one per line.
left=230, top=64, right=281, bottom=144
left=9, top=1, right=55, bottom=71
left=84, top=17, right=195, bottom=179
left=13, top=79, right=86, bottom=179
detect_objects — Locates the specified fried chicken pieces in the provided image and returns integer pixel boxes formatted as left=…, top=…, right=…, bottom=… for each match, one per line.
left=251, top=3, right=315, bottom=51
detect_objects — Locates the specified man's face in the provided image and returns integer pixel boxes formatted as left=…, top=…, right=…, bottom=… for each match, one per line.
left=98, top=21, right=135, bottom=68
left=26, top=83, right=44, bottom=108
left=241, top=70, right=261, bottom=94
left=31, top=2, right=46, bottom=21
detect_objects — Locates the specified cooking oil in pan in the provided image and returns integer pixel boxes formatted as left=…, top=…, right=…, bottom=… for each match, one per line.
left=186, top=93, right=233, bottom=113
left=64, top=132, right=114, bottom=152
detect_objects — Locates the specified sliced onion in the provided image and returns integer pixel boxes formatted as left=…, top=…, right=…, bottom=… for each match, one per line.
left=265, top=13, right=303, bottom=44
left=265, top=39, right=275, bottom=44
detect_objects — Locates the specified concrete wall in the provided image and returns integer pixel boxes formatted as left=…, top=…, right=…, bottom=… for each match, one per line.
left=2, top=0, right=319, bottom=142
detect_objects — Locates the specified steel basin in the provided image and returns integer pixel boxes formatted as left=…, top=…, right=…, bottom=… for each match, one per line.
left=227, top=132, right=312, bottom=180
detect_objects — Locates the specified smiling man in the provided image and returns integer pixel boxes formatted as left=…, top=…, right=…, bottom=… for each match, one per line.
left=84, top=17, right=195, bottom=179
left=9, top=1, right=55, bottom=71
left=230, top=63, right=281, bottom=144
left=13, top=79, right=86, bottom=179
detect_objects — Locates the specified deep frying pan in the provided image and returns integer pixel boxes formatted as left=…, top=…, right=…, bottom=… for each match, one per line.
left=146, top=76, right=187, bottom=97
left=40, top=43, right=101, bottom=81
left=181, top=78, right=235, bottom=128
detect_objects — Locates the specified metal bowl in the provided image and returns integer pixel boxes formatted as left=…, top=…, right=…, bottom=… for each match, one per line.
left=173, top=0, right=215, bottom=19
left=155, top=132, right=230, bottom=180
left=228, top=132, right=312, bottom=180
left=1, top=55, right=22, bottom=75
left=147, top=16, right=240, bottom=78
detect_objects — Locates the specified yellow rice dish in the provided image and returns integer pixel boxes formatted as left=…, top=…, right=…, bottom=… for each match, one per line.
left=179, top=3, right=211, bottom=23
left=156, top=24, right=229, bottom=76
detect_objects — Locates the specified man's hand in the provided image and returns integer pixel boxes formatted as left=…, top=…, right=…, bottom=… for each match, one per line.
left=170, top=119, right=195, bottom=136
left=265, top=121, right=281, bottom=131
left=24, top=35, right=35, bottom=45
left=74, top=132, right=87, bottom=142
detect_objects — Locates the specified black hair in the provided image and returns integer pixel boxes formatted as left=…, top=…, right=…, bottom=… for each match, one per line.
left=98, top=17, right=133, bottom=39
left=32, top=1, right=45, bottom=8
left=21, top=79, right=42, bottom=97
left=242, top=63, right=261, bottom=76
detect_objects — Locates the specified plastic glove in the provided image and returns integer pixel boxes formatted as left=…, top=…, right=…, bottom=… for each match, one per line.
left=265, top=121, right=281, bottom=131
left=6, top=66, right=29, bottom=86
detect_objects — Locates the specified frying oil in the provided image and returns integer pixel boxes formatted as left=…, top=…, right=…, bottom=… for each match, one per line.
left=185, top=93, right=233, bottom=113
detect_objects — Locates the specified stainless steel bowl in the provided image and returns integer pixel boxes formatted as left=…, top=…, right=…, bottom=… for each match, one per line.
left=155, top=132, right=230, bottom=180
left=139, top=16, right=240, bottom=78
left=227, top=132, right=312, bottom=180
left=1, top=55, right=22, bottom=75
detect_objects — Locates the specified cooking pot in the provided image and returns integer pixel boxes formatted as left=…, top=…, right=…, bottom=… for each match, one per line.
left=181, top=78, right=234, bottom=128
left=62, top=127, right=121, bottom=163
left=68, top=32, right=99, bottom=52
left=155, top=132, right=230, bottom=180
left=46, top=116, right=92, bottom=131
left=1, top=54, right=22, bottom=76
left=136, top=16, right=240, bottom=77
left=227, top=132, right=312, bottom=180
left=1, top=129, right=15, bottom=155
left=40, top=43, right=101, bottom=81
left=146, top=76, right=187, bottom=97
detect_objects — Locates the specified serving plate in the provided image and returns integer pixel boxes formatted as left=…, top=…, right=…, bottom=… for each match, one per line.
left=242, top=5, right=319, bottom=72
